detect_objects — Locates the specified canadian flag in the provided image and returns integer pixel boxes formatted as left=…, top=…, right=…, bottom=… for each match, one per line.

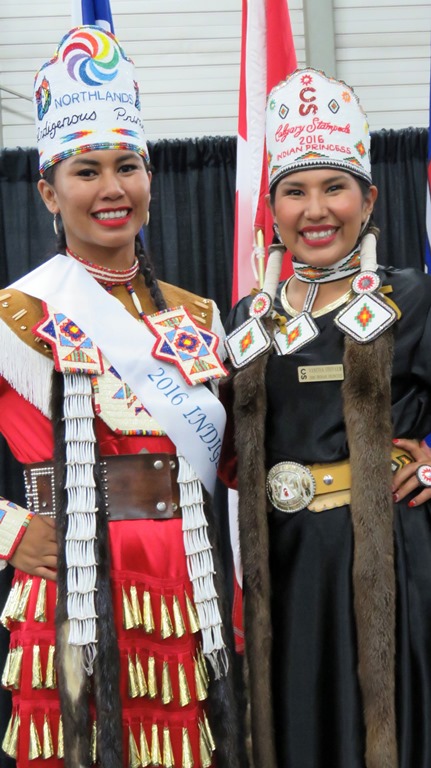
left=232, top=0, right=298, bottom=305
left=230, top=0, right=297, bottom=653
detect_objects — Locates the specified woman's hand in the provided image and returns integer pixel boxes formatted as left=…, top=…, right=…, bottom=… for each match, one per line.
left=9, top=514, right=58, bottom=581
left=392, top=438, right=431, bottom=508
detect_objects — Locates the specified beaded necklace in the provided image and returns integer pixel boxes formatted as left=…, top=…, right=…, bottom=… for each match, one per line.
left=66, top=247, right=145, bottom=318
left=291, top=245, right=361, bottom=284
left=279, top=246, right=361, bottom=348
left=66, top=247, right=140, bottom=285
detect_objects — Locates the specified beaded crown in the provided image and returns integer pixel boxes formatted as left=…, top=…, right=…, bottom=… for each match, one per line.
left=33, top=26, right=149, bottom=175
left=266, top=67, right=372, bottom=189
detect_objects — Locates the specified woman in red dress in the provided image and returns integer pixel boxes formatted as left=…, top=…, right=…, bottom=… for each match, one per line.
left=0, top=24, right=238, bottom=768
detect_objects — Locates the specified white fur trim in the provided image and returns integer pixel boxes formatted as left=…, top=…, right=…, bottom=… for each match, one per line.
left=263, top=246, right=286, bottom=301
left=360, top=232, right=378, bottom=272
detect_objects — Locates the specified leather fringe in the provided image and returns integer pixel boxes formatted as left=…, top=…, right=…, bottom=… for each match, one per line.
left=342, top=331, right=398, bottom=768
left=52, top=370, right=123, bottom=768
left=232, top=353, right=277, bottom=768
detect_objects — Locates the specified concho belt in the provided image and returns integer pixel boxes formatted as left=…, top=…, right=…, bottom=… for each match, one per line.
left=267, top=448, right=413, bottom=514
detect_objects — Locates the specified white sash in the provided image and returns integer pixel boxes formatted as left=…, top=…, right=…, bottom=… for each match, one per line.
left=12, top=255, right=225, bottom=494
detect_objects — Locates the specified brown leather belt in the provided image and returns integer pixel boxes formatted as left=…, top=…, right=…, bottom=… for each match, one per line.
left=23, top=453, right=181, bottom=521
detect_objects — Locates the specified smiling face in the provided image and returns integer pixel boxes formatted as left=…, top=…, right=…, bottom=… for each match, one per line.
left=270, top=168, right=377, bottom=267
left=37, top=149, right=151, bottom=269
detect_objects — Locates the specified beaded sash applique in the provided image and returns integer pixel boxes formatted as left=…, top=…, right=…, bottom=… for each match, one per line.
left=144, top=306, right=227, bottom=386
left=92, top=355, right=166, bottom=435
left=33, top=303, right=103, bottom=375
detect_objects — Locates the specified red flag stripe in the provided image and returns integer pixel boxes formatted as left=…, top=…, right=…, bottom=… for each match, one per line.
left=232, top=0, right=297, bottom=305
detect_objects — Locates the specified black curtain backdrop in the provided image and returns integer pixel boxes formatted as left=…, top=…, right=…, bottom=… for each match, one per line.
left=0, top=128, right=428, bottom=765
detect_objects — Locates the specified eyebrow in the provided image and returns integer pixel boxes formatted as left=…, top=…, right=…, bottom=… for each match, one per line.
left=70, top=153, right=139, bottom=167
left=281, top=174, right=347, bottom=189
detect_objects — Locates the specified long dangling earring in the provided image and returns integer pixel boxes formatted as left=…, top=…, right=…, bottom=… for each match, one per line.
left=145, top=210, right=150, bottom=226
left=53, top=213, right=59, bottom=236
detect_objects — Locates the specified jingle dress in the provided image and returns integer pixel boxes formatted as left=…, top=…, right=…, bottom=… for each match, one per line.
left=0, top=269, right=224, bottom=768
left=220, top=265, right=431, bottom=768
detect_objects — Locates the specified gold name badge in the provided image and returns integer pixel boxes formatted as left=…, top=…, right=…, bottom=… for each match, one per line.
left=298, top=364, right=344, bottom=383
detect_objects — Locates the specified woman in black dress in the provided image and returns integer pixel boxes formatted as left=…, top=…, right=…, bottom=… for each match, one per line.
left=220, top=68, right=431, bottom=768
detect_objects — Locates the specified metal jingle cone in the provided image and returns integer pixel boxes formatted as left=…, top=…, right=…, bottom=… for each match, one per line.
left=32, top=645, right=43, bottom=689
left=160, top=595, right=174, bottom=639
left=185, top=592, right=200, bottom=634
left=147, top=655, right=158, bottom=699
left=143, top=590, right=155, bottom=634
left=140, top=723, right=151, bottom=767
left=130, top=585, right=143, bottom=627
left=151, top=723, right=162, bottom=766
left=128, top=727, right=141, bottom=768
left=136, top=653, right=148, bottom=697
left=42, top=715, right=54, bottom=759
left=173, top=595, right=186, bottom=638
left=161, top=661, right=174, bottom=705
left=28, top=715, right=42, bottom=760
left=178, top=663, right=191, bottom=707
left=122, top=586, right=135, bottom=630
left=34, top=578, right=47, bottom=622
left=162, top=726, right=175, bottom=768
left=181, top=727, right=194, bottom=768
left=128, top=654, right=139, bottom=698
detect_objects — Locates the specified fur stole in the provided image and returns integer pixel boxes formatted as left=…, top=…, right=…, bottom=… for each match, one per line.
left=231, top=329, right=397, bottom=768
left=342, top=331, right=398, bottom=768
left=52, top=370, right=123, bottom=768
left=232, top=351, right=277, bottom=768
left=202, top=487, right=244, bottom=768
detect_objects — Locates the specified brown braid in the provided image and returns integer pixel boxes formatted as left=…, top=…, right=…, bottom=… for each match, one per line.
left=135, top=235, right=167, bottom=311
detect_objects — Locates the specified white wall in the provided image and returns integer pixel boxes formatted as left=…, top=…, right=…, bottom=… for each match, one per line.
left=0, top=0, right=429, bottom=149
left=334, top=0, right=430, bottom=130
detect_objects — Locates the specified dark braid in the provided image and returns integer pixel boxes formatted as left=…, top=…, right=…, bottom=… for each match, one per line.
left=56, top=222, right=67, bottom=254
left=135, top=235, right=167, bottom=311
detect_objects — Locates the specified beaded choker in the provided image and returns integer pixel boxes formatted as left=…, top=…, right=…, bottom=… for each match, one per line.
left=66, top=248, right=140, bottom=285
left=292, top=246, right=361, bottom=284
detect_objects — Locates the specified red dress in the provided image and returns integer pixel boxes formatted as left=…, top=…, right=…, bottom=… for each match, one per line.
left=0, top=279, right=216, bottom=768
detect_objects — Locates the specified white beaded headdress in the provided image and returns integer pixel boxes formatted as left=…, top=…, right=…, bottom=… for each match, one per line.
left=33, top=25, right=149, bottom=175
left=266, top=68, right=372, bottom=189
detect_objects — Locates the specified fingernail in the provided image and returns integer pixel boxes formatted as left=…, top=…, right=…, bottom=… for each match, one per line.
left=392, top=439, right=400, bottom=444
left=408, top=500, right=416, bottom=508
left=393, top=493, right=399, bottom=502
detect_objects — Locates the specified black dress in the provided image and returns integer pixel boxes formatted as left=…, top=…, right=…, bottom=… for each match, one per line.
left=226, top=266, right=431, bottom=768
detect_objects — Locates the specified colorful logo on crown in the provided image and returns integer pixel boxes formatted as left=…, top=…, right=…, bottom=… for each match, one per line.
left=62, top=28, right=120, bottom=86
left=144, top=306, right=227, bottom=386
left=35, top=77, right=52, bottom=121
left=33, top=303, right=104, bottom=374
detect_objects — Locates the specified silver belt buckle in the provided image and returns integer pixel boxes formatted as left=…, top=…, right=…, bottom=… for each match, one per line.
left=266, top=461, right=316, bottom=513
